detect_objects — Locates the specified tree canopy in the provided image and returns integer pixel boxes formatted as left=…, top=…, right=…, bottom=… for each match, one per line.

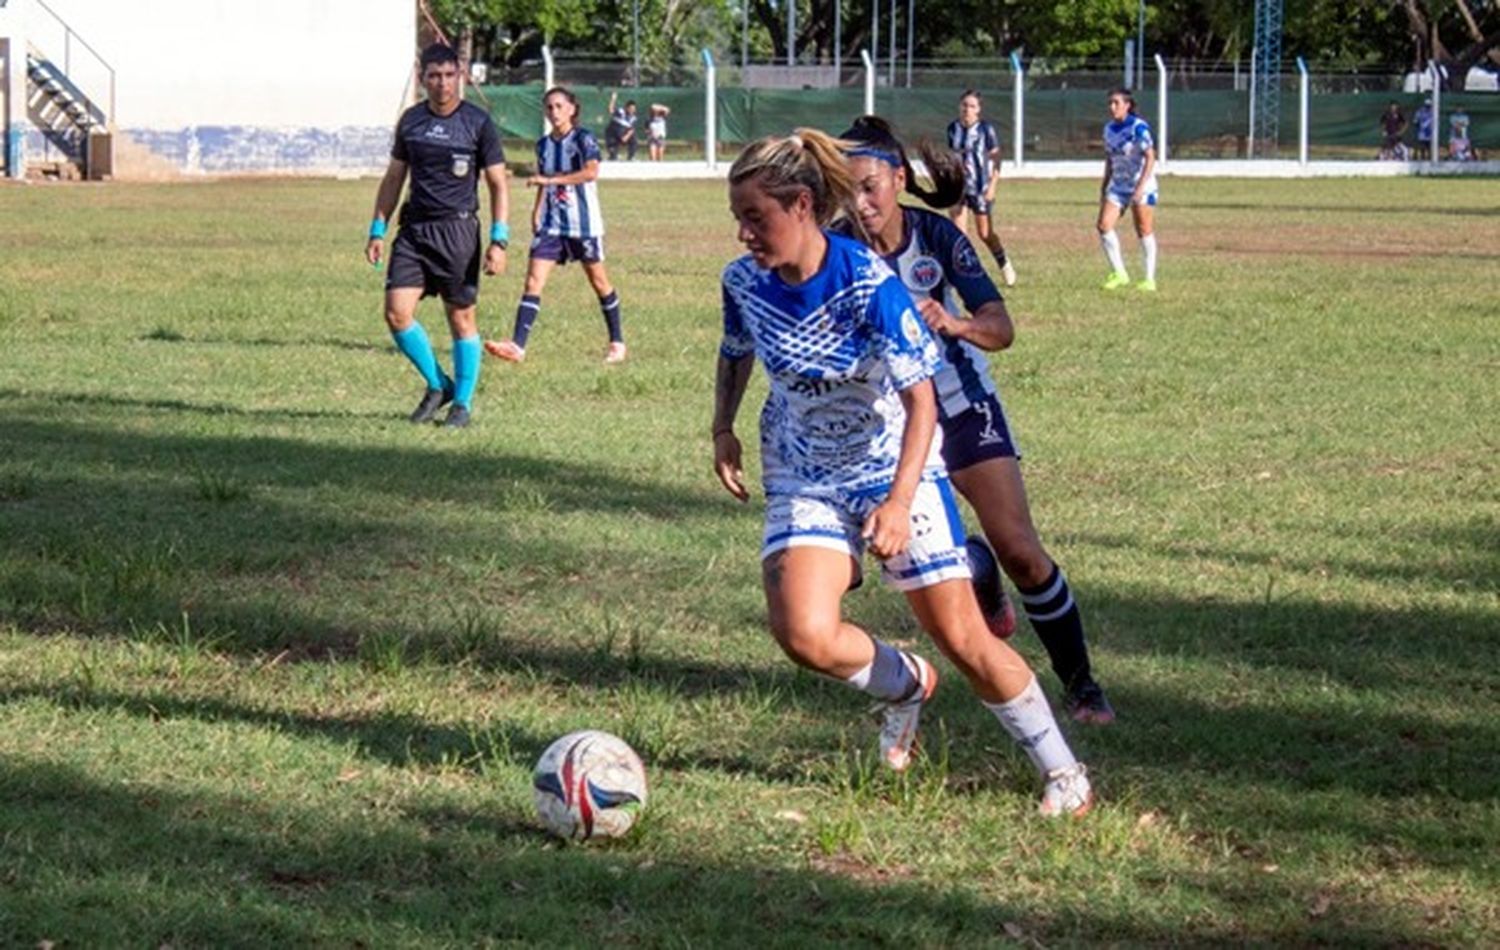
left=427, top=0, right=1500, bottom=87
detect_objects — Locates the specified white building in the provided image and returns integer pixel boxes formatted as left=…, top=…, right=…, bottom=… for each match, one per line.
left=1, top=0, right=414, bottom=178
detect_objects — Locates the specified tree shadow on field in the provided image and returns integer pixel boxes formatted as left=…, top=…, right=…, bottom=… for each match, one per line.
left=0, top=388, right=392, bottom=422
left=0, top=409, right=772, bottom=657
left=0, top=755, right=1463, bottom=946
left=0, top=412, right=719, bottom=517
left=1068, top=526, right=1499, bottom=690
left=136, top=332, right=388, bottom=353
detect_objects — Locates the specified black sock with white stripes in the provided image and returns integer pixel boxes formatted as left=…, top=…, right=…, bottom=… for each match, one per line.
left=598, top=290, right=623, bottom=343
left=1018, top=562, right=1092, bottom=693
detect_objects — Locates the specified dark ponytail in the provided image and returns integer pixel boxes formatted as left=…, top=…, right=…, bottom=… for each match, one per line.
left=1109, top=87, right=1137, bottom=115
left=840, top=115, right=966, bottom=210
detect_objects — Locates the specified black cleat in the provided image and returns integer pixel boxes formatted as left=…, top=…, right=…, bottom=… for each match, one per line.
left=409, top=383, right=454, bottom=424
left=442, top=405, right=471, bottom=428
left=964, top=536, right=1016, bottom=638
left=1065, top=679, right=1116, bottom=725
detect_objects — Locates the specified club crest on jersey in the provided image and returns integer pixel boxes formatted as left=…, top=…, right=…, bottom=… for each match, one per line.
left=953, top=240, right=984, bottom=278
left=451, top=155, right=471, bottom=177
left=906, top=255, right=942, bottom=292
left=900, top=309, right=925, bottom=348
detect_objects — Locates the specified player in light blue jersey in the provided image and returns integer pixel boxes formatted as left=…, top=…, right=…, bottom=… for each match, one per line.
left=842, top=115, right=1114, bottom=726
left=946, top=90, right=1016, bottom=287
left=1097, top=88, right=1159, bottom=292
left=713, top=129, right=1092, bottom=816
left=485, top=86, right=626, bottom=365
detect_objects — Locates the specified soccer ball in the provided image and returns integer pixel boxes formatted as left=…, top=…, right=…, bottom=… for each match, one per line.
left=532, top=730, right=648, bottom=840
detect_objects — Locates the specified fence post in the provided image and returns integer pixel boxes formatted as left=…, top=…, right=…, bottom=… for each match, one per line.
left=1247, top=53, right=1256, bottom=159
left=1429, top=61, right=1441, bottom=163
left=1123, top=42, right=1133, bottom=90
left=861, top=49, right=875, bottom=116
left=1297, top=56, right=1308, bottom=165
left=1154, top=53, right=1168, bottom=166
left=1010, top=51, right=1023, bottom=168
left=702, top=49, right=717, bottom=170
left=541, top=44, right=554, bottom=137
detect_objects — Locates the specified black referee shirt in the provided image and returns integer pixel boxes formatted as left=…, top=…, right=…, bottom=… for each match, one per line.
left=392, top=100, right=506, bottom=223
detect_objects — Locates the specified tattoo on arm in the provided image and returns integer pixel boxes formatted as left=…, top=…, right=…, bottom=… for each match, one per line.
left=713, top=354, right=753, bottom=433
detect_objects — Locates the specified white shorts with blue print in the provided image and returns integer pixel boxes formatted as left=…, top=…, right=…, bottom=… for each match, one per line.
left=1106, top=188, right=1158, bottom=208
left=760, top=476, right=973, bottom=592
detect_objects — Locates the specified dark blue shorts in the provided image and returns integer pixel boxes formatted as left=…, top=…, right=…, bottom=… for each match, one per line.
left=940, top=394, right=1020, bottom=473
left=962, top=192, right=993, bottom=215
left=386, top=216, right=481, bottom=307
left=530, top=234, right=605, bottom=265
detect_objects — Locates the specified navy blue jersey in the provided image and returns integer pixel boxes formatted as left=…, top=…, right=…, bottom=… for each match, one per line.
left=391, top=100, right=505, bottom=223
left=947, top=119, right=999, bottom=198
left=835, top=208, right=1002, bottom=417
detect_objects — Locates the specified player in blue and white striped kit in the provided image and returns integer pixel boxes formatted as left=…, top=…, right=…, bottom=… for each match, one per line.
left=485, top=87, right=626, bottom=365
left=946, top=90, right=1016, bottom=287
left=842, top=115, right=1114, bottom=727
left=713, top=129, right=1092, bottom=817
left=1097, top=88, right=1159, bottom=292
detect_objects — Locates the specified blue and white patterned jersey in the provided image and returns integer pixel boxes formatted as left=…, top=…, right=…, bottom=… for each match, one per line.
left=536, top=127, right=604, bottom=238
left=1415, top=105, right=1434, bottom=141
left=1104, top=115, right=1157, bottom=195
left=947, top=119, right=999, bottom=198
left=720, top=232, right=944, bottom=496
left=877, top=208, right=1003, bottom=419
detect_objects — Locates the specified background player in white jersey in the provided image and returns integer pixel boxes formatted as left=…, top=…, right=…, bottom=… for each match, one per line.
left=366, top=43, right=509, bottom=428
left=1097, top=88, right=1159, bottom=292
left=485, top=87, right=626, bottom=365
left=713, top=129, right=1093, bottom=816
left=841, top=116, right=1115, bottom=725
left=946, top=90, right=1016, bottom=287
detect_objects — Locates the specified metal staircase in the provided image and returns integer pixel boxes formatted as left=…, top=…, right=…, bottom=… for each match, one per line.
left=26, top=48, right=107, bottom=178
left=4, top=0, right=116, bottom=180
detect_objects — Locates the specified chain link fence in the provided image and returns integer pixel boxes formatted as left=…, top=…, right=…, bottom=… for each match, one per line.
left=475, top=56, right=1500, bottom=162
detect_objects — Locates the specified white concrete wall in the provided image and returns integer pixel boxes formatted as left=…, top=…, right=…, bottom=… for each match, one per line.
left=17, top=0, right=414, bottom=175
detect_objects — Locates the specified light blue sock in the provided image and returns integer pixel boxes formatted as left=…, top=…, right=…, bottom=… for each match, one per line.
left=392, top=323, right=447, bottom=392
left=451, top=335, right=481, bottom=409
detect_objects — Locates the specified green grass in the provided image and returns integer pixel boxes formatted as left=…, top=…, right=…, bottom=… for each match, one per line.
left=1, top=174, right=1497, bottom=945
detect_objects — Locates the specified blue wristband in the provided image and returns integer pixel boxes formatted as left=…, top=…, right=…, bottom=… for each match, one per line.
left=489, top=221, right=509, bottom=244
left=369, top=218, right=386, bottom=240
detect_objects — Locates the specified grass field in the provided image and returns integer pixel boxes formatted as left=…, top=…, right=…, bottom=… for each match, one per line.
left=1, top=173, right=1497, bottom=946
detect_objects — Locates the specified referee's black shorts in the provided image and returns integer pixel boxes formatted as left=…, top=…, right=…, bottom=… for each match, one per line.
left=385, top=214, right=481, bottom=307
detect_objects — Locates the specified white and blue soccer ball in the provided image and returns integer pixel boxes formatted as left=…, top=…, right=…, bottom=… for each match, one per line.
left=532, top=730, right=648, bottom=840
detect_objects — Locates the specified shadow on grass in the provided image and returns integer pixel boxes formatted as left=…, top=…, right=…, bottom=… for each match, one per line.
left=1, top=405, right=1496, bottom=882
left=137, top=332, right=389, bottom=353
left=0, top=388, right=393, bottom=422
left=0, top=413, right=719, bottom=516
left=0, top=755, right=1028, bottom=946
left=0, top=751, right=1473, bottom=945
left=1075, top=522, right=1497, bottom=596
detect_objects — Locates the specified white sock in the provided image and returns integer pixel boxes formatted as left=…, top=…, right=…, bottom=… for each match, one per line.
left=1099, top=230, right=1127, bottom=275
left=984, top=675, right=1077, bottom=777
left=1141, top=233, right=1158, bottom=281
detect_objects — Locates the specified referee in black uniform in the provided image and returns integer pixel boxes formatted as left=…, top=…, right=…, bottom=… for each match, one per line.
left=366, top=43, right=509, bottom=428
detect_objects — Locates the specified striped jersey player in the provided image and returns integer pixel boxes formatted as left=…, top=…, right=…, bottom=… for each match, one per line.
left=485, top=86, right=627, bottom=365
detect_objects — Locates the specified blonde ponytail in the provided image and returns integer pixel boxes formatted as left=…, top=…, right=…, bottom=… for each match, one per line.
left=729, top=128, right=859, bottom=227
